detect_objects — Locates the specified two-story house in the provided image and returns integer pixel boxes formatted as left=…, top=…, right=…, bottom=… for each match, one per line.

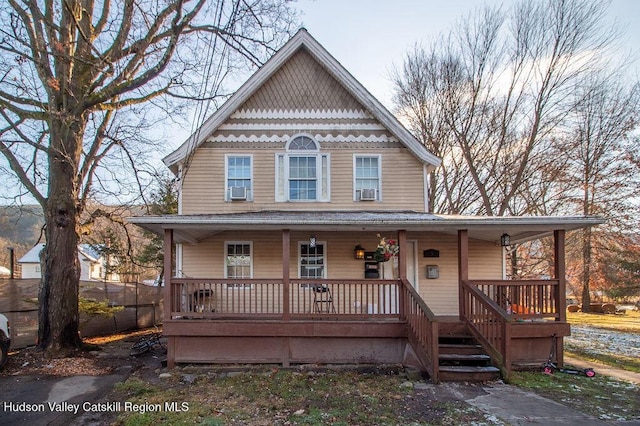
left=129, top=29, right=602, bottom=382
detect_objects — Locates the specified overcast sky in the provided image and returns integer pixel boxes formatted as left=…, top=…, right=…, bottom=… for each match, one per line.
left=295, top=0, right=640, bottom=109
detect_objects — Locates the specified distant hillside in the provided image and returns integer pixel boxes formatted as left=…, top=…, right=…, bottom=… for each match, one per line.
left=0, top=205, right=44, bottom=246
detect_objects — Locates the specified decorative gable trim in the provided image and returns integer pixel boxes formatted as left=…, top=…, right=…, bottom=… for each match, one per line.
left=229, top=109, right=373, bottom=120
left=208, top=134, right=398, bottom=143
left=218, top=122, right=386, bottom=131
left=164, top=29, right=441, bottom=172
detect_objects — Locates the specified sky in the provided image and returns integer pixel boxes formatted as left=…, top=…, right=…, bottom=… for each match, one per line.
left=293, top=0, right=640, bottom=110
left=5, top=0, right=639, bottom=206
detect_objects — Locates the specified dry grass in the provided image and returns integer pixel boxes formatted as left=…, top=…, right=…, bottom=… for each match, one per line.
left=111, top=368, right=500, bottom=426
left=567, top=310, right=640, bottom=333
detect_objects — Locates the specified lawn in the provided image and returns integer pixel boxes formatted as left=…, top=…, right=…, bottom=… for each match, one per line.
left=98, top=312, right=640, bottom=425
left=111, top=368, right=500, bottom=426
left=566, top=310, right=640, bottom=372
left=567, top=310, right=640, bottom=333
left=516, top=309, right=640, bottom=422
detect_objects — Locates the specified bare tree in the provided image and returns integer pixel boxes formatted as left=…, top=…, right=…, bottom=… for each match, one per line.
left=0, top=0, right=296, bottom=355
left=555, top=74, right=640, bottom=310
left=393, top=0, right=620, bottom=216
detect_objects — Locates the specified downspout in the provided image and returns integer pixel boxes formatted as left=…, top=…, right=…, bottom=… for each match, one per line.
left=175, top=163, right=184, bottom=277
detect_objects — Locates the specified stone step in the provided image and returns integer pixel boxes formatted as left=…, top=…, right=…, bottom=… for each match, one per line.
left=438, top=365, right=501, bottom=382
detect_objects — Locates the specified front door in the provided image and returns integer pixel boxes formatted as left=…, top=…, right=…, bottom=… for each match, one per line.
left=407, top=240, right=418, bottom=290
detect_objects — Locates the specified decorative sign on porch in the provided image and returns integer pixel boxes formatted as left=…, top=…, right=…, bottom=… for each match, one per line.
left=423, top=249, right=440, bottom=258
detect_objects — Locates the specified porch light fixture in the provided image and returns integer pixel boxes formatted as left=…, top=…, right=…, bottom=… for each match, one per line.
left=500, top=233, right=511, bottom=247
left=309, top=236, right=317, bottom=248
left=354, top=244, right=365, bottom=260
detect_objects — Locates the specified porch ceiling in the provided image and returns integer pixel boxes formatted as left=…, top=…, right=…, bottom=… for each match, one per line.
left=127, top=210, right=604, bottom=245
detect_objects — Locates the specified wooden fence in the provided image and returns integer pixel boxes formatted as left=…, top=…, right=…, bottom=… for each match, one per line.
left=0, top=279, right=163, bottom=349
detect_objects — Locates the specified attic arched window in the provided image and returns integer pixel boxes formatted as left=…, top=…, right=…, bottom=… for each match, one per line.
left=286, top=134, right=319, bottom=151
left=277, top=134, right=329, bottom=201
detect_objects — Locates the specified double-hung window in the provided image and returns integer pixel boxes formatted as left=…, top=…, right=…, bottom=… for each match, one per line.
left=354, top=155, right=381, bottom=201
left=226, top=155, right=252, bottom=201
left=225, top=242, right=252, bottom=288
left=289, top=156, right=317, bottom=200
left=299, top=242, right=325, bottom=279
left=276, top=135, right=329, bottom=202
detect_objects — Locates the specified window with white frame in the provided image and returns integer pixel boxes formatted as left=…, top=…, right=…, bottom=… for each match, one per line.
left=225, top=242, right=252, bottom=288
left=276, top=135, right=329, bottom=202
left=299, top=242, right=325, bottom=279
left=226, top=155, right=252, bottom=201
left=354, top=155, right=381, bottom=201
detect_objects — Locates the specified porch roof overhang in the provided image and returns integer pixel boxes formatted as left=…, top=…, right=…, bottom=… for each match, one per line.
left=127, top=210, right=605, bottom=245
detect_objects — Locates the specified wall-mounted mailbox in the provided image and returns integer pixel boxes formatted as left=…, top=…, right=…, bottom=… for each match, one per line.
left=365, top=261, right=380, bottom=279
left=426, top=265, right=439, bottom=279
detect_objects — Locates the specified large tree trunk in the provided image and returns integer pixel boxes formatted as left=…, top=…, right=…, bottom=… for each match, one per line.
left=37, top=118, right=85, bottom=355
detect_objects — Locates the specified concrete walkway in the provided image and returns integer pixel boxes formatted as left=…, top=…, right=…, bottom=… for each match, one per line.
left=463, top=357, right=640, bottom=425
left=466, top=383, right=630, bottom=425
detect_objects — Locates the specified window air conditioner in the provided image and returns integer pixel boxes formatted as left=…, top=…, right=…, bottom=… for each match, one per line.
left=360, top=188, right=377, bottom=201
left=229, top=186, right=248, bottom=200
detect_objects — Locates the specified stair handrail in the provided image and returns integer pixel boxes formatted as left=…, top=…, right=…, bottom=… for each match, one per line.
left=460, top=280, right=513, bottom=379
left=401, top=279, right=439, bottom=383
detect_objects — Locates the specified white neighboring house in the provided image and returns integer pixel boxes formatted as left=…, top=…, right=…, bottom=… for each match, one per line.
left=18, top=243, right=120, bottom=281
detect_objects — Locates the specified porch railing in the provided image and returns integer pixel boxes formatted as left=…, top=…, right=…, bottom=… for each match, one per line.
left=460, top=280, right=512, bottom=378
left=169, top=278, right=402, bottom=320
left=470, top=279, right=562, bottom=320
left=402, top=278, right=439, bottom=383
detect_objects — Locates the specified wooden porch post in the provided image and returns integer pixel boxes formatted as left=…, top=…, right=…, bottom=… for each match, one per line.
left=458, top=230, right=469, bottom=319
left=282, top=229, right=290, bottom=321
left=554, top=230, right=567, bottom=323
left=163, top=228, right=173, bottom=322
left=163, top=228, right=175, bottom=368
left=398, top=230, right=407, bottom=280
left=281, top=229, right=291, bottom=368
left=554, top=230, right=567, bottom=368
left=398, top=230, right=407, bottom=320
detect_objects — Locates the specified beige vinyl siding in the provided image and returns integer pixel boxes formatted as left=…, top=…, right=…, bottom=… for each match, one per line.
left=181, top=145, right=426, bottom=214
left=181, top=230, right=502, bottom=317
left=180, top=148, right=226, bottom=214
left=182, top=230, right=370, bottom=279
left=414, top=233, right=458, bottom=315
left=411, top=233, right=503, bottom=316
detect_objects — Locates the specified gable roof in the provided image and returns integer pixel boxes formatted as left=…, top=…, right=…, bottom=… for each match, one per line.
left=18, top=243, right=102, bottom=264
left=163, top=28, right=441, bottom=173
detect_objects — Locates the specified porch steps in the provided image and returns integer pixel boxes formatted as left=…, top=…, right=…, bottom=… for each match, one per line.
left=437, top=332, right=500, bottom=382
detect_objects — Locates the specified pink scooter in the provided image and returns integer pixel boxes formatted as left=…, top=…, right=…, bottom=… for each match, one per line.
left=542, top=334, right=596, bottom=377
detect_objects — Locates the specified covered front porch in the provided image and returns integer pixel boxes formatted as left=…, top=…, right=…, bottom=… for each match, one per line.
left=130, top=211, right=602, bottom=382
